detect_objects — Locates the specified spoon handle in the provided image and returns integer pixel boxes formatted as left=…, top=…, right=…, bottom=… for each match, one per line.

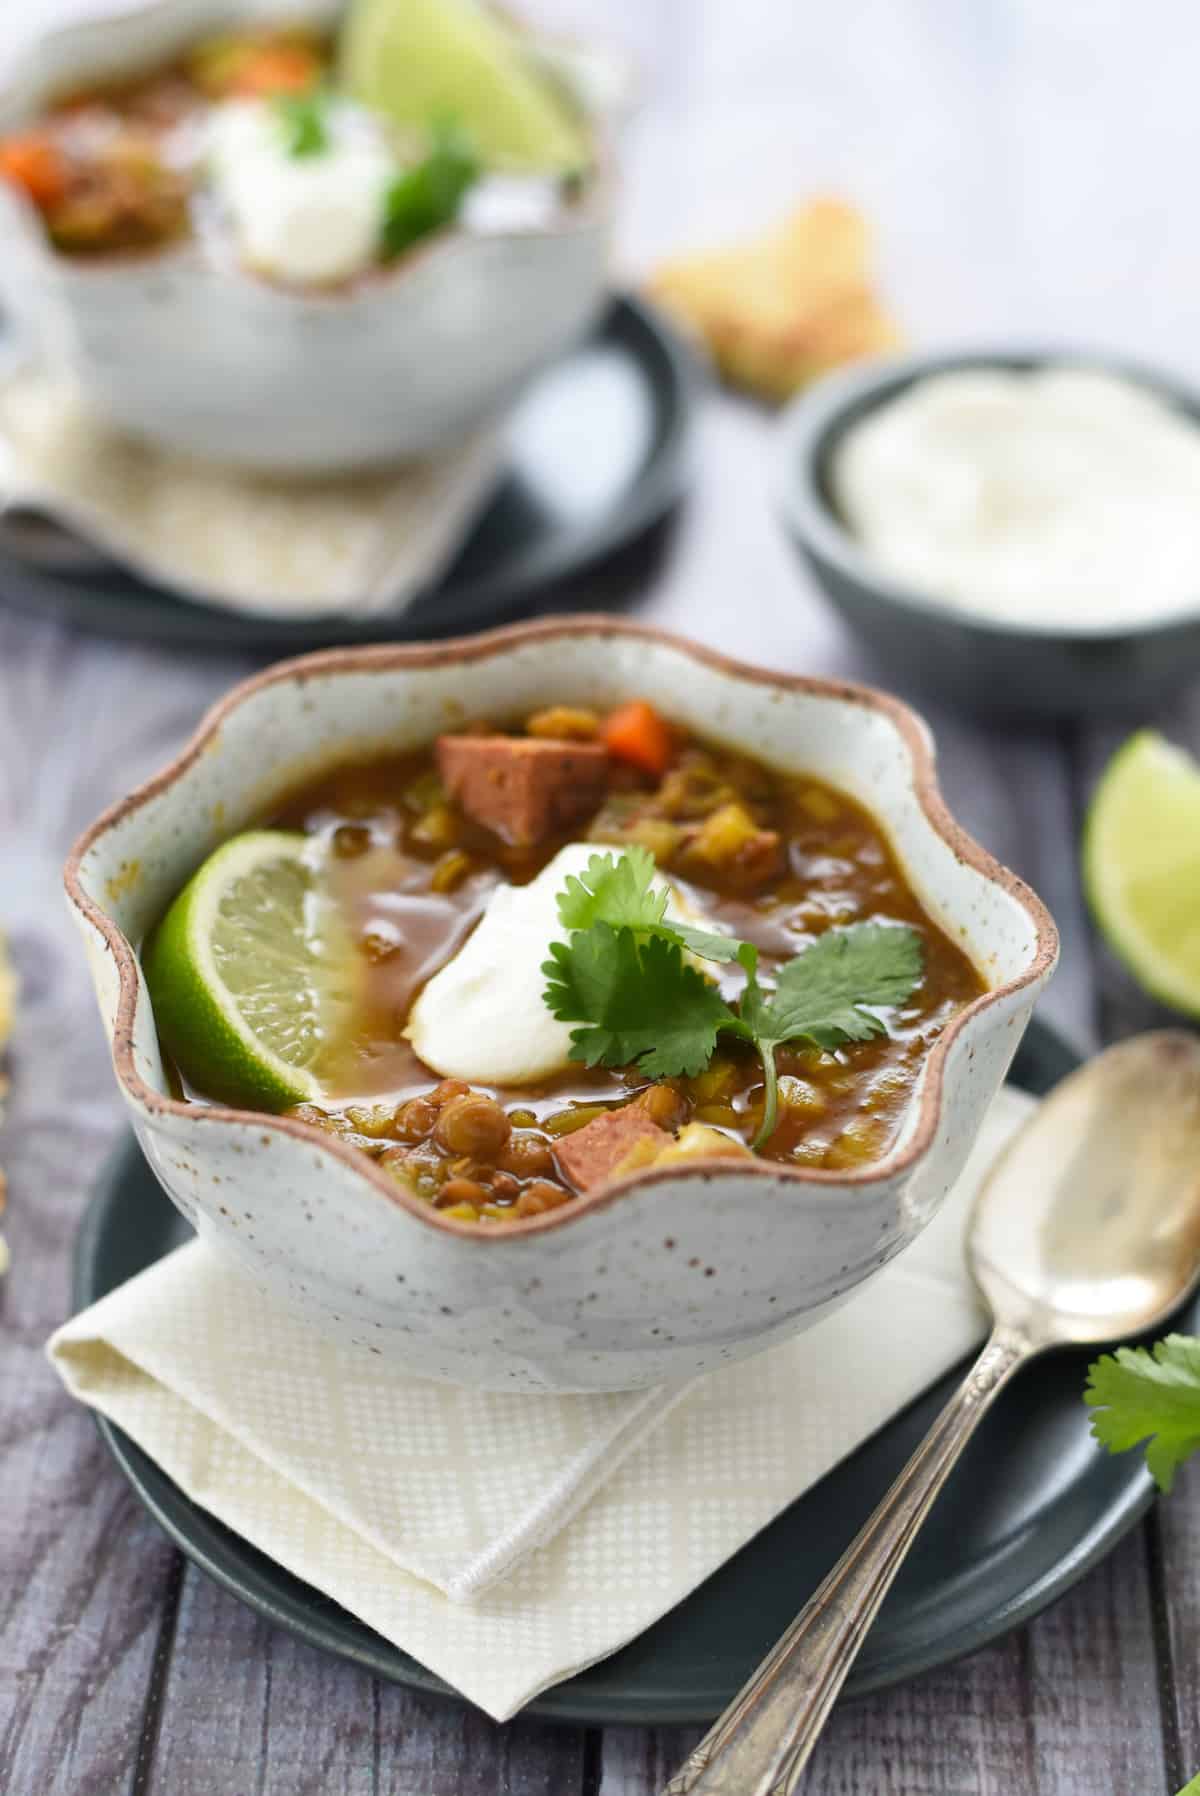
left=661, top=1325, right=1029, bottom=1796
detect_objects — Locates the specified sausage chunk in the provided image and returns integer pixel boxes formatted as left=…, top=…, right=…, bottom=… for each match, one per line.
left=437, top=734, right=610, bottom=847
left=555, top=1107, right=673, bottom=1192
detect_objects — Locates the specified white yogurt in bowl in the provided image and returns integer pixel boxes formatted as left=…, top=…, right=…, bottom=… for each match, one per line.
left=830, top=366, right=1200, bottom=631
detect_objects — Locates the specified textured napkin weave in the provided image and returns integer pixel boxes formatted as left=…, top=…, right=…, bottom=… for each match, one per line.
left=49, top=1088, right=1032, bottom=1721
left=0, top=367, right=503, bottom=617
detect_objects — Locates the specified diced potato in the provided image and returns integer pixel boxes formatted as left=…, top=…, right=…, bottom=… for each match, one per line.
left=625, top=817, right=683, bottom=863
left=688, top=801, right=764, bottom=866
left=652, top=1123, right=753, bottom=1164
left=686, top=1057, right=740, bottom=1106
left=823, top=1117, right=890, bottom=1168
left=776, top=1076, right=827, bottom=1117
left=694, top=1101, right=739, bottom=1128
left=617, top=1122, right=752, bottom=1175
left=525, top=705, right=599, bottom=740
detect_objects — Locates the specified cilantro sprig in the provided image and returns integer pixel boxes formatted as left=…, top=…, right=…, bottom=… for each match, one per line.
left=1085, top=1334, right=1200, bottom=1493
left=381, top=119, right=480, bottom=261
left=274, top=90, right=329, bottom=159
left=542, top=848, right=923, bottom=1148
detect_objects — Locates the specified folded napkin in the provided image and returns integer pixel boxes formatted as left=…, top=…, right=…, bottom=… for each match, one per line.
left=0, top=366, right=503, bottom=617
left=49, top=1087, right=1032, bottom=1721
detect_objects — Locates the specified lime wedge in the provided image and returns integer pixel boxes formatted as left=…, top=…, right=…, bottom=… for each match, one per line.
left=339, top=0, right=589, bottom=172
left=143, top=831, right=359, bottom=1111
left=1083, top=730, right=1200, bottom=1015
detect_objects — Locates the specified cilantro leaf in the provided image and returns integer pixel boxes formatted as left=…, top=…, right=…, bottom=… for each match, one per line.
left=381, top=119, right=480, bottom=260
left=760, top=923, right=924, bottom=1051
left=542, top=925, right=735, bottom=1078
left=1085, top=1334, right=1200, bottom=1494
left=742, top=923, right=923, bottom=1147
left=540, top=851, right=923, bottom=1152
left=274, top=91, right=329, bottom=158
left=556, top=847, right=668, bottom=933
left=555, top=846, right=749, bottom=966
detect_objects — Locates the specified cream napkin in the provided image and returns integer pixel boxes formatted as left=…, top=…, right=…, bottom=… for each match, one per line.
left=49, top=1087, right=1032, bottom=1721
left=0, top=366, right=503, bottom=617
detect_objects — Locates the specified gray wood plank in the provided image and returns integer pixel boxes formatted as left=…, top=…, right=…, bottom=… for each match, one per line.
left=1075, top=685, right=1200, bottom=1793
left=0, top=613, right=241, bottom=1796
left=602, top=1531, right=1169, bottom=1796
left=145, top=1564, right=589, bottom=1796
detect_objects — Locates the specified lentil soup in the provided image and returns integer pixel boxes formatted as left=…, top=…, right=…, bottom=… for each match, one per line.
left=151, top=701, right=985, bottom=1225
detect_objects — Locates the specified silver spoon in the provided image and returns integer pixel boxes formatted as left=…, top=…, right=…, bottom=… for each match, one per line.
left=664, top=1030, right=1200, bottom=1795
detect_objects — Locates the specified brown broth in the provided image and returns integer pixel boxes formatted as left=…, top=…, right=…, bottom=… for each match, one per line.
left=245, top=728, right=984, bottom=1215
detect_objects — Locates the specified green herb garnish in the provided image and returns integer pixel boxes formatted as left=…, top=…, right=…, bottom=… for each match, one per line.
left=380, top=118, right=480, bottom=260
left=542, top=848, right=923, bottom=1148
left=1085, top=1334, right=1200, bottom=1493
left=274, top=90, right=329, bottom=158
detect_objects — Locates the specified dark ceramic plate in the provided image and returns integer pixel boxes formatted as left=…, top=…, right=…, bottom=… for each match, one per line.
left=76, top=1019, right=1186, bottom=1727
left=776, top=347, right=1200, bottom=719
left=0, top=295, right=695, bottom=651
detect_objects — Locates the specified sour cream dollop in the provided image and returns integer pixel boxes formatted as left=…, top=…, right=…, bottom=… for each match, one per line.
left=206, top=98, right=394, bottom=286
left=405, top=843, right=719, bottom=1086
left=830, top=367, right=1200, bottom=630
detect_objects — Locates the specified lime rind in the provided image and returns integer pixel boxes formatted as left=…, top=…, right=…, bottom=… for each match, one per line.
left=339, top=0, right=589, bottom=173
left=143, top=830, right=359, bottom=1111
left=1083, top=730, right=1200, bottom=1016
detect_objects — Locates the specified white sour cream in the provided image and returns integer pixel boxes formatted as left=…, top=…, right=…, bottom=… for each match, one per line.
left=830, top=367, right=1200, bottom=629
left=405, top=843, right=717, bottom=1086
left=206, top=98, right=395, bottom=286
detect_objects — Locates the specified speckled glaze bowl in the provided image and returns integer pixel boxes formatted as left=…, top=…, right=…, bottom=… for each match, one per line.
left=64, top=619, right=1057, bottom=1391
left=776, top=347, right=1200, bottom=718
left=0, top=0, right=616, bottom=473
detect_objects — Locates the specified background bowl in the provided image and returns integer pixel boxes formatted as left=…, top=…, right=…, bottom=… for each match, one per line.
left=776, top=346, right=1200, bottom=719
left=0, top=0, right=617, bottom=473
left=65, top=619, right=1056, bottom=1391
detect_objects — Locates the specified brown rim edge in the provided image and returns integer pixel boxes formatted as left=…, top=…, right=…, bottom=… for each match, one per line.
left=63, top=615, right=1060, bottom=1243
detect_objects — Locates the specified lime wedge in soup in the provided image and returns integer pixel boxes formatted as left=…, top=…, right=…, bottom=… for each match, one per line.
left=143, top=830, right=360, bottom=1111
left=1083, top=730, right=1200, bottom=1016
left=339, top=0, right=589, bottom=172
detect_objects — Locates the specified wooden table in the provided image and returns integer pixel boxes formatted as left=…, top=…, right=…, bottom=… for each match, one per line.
left=2, top=1, right=1199, bottom=1790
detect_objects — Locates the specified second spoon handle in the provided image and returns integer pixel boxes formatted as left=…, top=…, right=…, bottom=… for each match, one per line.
left=662, top=1325, right=1030, bottom=1796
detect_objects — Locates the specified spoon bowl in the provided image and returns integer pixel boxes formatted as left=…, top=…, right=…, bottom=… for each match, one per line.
left=970, top=1031, right=1200, bottom=1346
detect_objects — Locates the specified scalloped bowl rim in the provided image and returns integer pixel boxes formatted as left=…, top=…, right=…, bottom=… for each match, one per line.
left=63, top=616, right=1059, bottom=1241
left=775, top=342, right=1200, bottom=643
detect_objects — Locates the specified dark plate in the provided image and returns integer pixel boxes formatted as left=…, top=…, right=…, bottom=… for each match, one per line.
left=75, top=1019, right=1186, bottom=1727
left=0, top=295, right=695, bottom=651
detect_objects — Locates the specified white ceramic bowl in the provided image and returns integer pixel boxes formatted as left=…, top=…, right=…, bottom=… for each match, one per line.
left=0, top=0, right=616, bottom=472
left=65, top=619, right=1058, bottom=1391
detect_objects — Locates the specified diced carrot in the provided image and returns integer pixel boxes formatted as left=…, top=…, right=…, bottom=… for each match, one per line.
left=230, top=44, right=320, bottom=96
left=0, top=135, right=69, bottom=210
left=602, top=701, right=674, bottom=777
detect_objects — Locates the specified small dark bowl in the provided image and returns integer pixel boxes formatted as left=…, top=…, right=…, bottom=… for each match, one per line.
left=776, top=347, right=1200, bottom=719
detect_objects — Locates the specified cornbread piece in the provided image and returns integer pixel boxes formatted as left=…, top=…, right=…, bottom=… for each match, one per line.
left=647, top=197, right=901, bottom=403
left=555, top=1107, right=672, bottom=1192
left=436, top=734, right=609, bottom=846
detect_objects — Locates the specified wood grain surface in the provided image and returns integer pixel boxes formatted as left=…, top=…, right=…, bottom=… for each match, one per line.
left=1, top=1, right=1198, bottom=1791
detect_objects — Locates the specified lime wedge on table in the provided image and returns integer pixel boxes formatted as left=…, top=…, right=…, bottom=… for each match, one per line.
left=143, top=831, right=358, bottom=1111
left=339, top=0, right=589, bottom=172
left=1083, top=731, right=1200, bottom=1016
